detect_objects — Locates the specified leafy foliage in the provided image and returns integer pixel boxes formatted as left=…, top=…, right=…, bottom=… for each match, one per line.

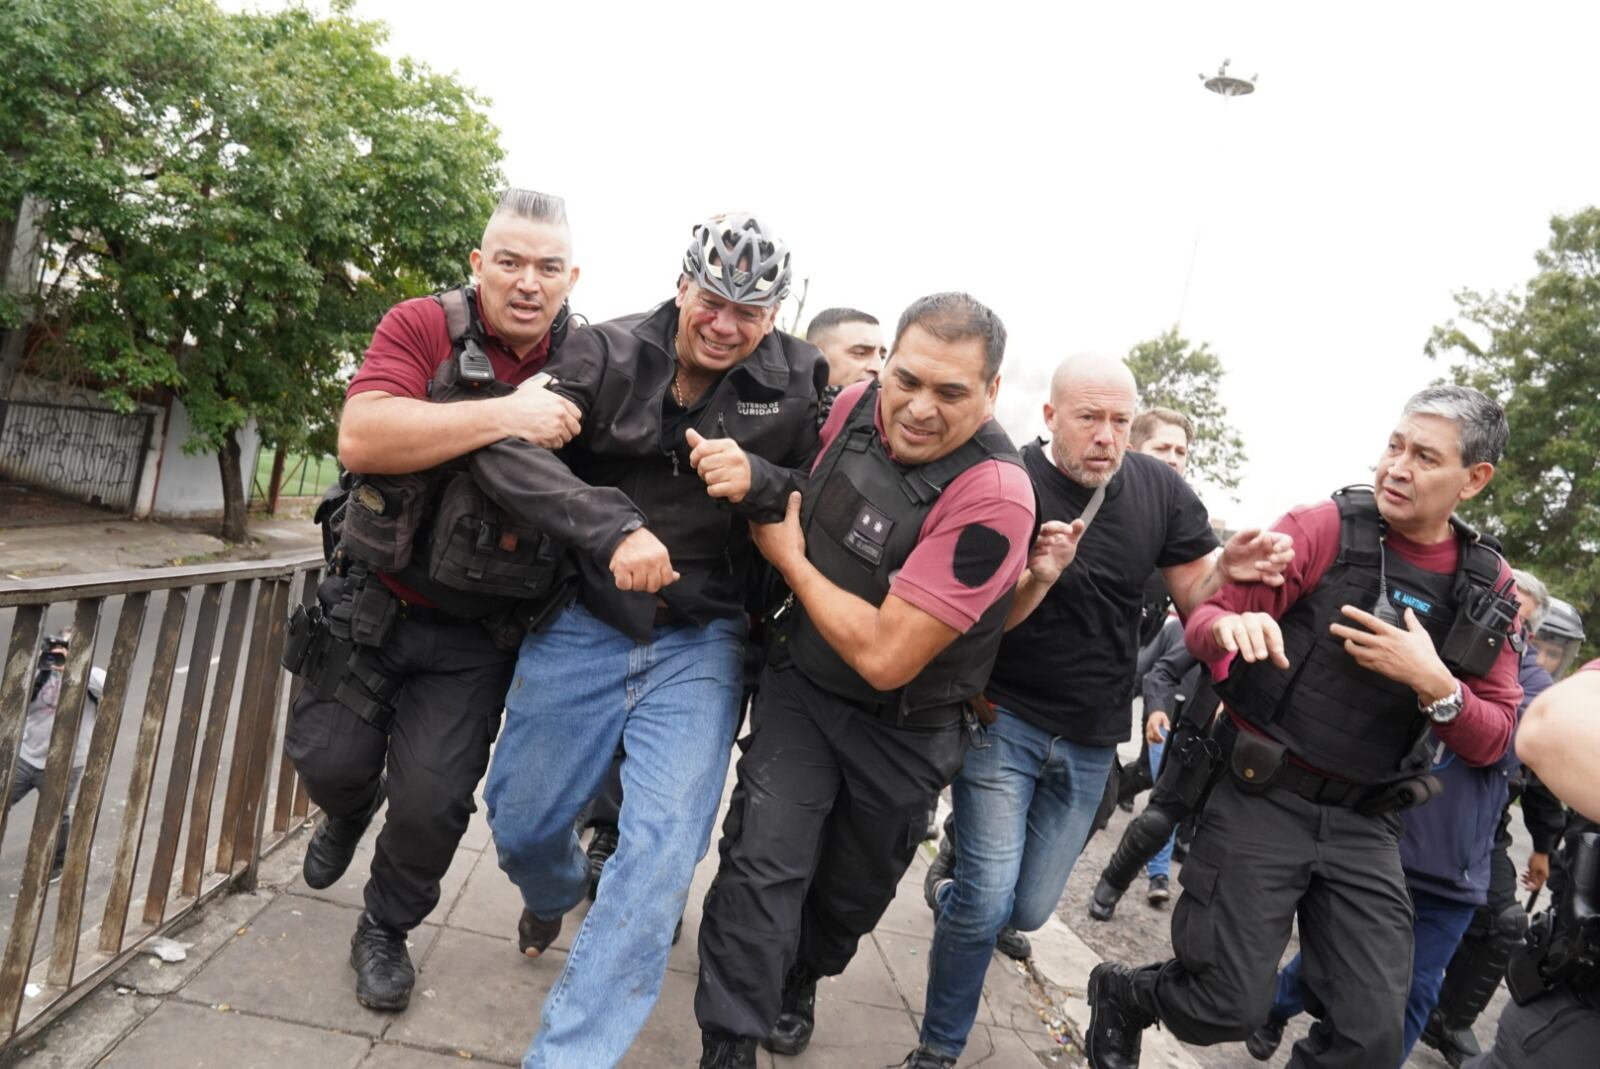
left=1, top=0, right=503, bottom=537
left=1124, top=327, right=1248, bottom=493
left=1428, top=208, right=1600, bottom=651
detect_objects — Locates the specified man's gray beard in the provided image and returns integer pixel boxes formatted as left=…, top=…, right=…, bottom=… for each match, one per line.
left=1052, top=444, right=1122, bottom=488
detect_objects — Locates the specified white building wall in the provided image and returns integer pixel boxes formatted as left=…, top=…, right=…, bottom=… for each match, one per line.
left=148, top=399, right=260, bottom=518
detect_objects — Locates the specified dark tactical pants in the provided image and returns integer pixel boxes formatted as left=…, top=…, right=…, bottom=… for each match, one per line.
left=1464, top=986, right=1600, bottom=1068
left=695, top=664, right=967, bottom=1040
left=285, top=609, right=514, bottom=931
left=1152, top=774, right=1414, bottom=1069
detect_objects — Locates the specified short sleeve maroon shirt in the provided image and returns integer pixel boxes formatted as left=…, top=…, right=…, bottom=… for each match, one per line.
left=347, top=294, right=551, bottom=400
left=815, top=382, right=1035, bottom=633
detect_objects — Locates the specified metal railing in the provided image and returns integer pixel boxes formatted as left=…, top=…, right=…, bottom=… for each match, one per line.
left=0, top=400, right=155, bottom=513
left=0, top=552, right=323, bottom=1048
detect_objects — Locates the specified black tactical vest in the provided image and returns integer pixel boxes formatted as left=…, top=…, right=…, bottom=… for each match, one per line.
left=337, top=287, right=567, bottom=619
left=1215, top=486, right=1503, bottom=784
left=785, top=382, right=1024, bottom=717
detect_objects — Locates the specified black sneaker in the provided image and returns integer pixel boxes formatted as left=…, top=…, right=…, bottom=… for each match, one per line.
left=995, top=925, right=1032, bottom=960
left=1089, top=876, right=1123, bottom=922
left=304, top=784, right=384, bottom=890
left=1085, top=963, right=1158, bottom=1069
left=49, top=861, right=64, bottom=885
left=924, top=833, right=956, bottom=914
left=1245, top=1015, right=1286, bottom=1060
left=586, top=823, right=619, bottom=900
left=518, top=908, right=562, bottom=959
left=699, top=1030, right=757, bottom=1068
left=896, top=1046, right=957, bottom=1069
left=762, top=963, right=818, bottom=1054
left=1146, top=874, right=1171, bottom=904
left=349, top=911, right=414, bottom=1011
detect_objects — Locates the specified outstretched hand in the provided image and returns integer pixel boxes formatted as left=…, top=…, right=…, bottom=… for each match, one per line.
left=1219, top=528, right=1295, bottom=587
left=1329, top=605, right=1454, bottom=698
left=1212, top=611, right=1290, bottom=668
left=1026, top=519, right=1087, bottom=585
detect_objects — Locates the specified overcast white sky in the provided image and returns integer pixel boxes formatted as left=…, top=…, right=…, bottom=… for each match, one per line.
left=305, top=0, right=1598, bottom=525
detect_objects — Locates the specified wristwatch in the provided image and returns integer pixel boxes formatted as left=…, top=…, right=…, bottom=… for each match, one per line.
left=1420, top=681, right=1464, bottom=725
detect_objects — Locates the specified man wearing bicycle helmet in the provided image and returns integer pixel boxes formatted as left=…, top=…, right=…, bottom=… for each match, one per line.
left=480, top=213, right=827, bottom=1069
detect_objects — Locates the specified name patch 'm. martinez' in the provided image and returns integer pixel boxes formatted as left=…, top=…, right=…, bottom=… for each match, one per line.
left=736, top=401, right=780, bottom=416
left=1390, top=589, right=1435, bottom=616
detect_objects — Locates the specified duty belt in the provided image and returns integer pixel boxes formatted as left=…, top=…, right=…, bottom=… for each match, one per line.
left=1216, top=715, right=1369, bottom=808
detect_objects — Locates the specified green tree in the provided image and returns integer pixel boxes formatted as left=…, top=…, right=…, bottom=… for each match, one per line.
left=1427, top=208, right=1600, bottom=650
left=1125, top=327, right=1248, bottom=493
left=1, top=0, right=502, bottom=539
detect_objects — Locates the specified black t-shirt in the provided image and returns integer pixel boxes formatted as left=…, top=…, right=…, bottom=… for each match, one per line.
left=985, top=442, right=1219, bottom=745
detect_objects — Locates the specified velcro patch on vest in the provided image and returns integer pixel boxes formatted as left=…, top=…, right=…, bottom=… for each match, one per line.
left=354, top=484, right=386, bottom=516
left=953, top=523, right=1011, bottom=588
left=1389, top=587, right=1435, bottom=617
left=498, top=532, right=519, bottom=553
left=845, top=505, right=894, bottom=566
left=736, top=401, right=780, bottom=416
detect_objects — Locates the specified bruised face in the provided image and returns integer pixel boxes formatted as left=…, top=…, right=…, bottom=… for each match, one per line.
left=878, top=324, right=998, bottom=465
left=1044, top=376, right=1136, bottom=487
left=469, top=214, right=579, bottom=357
left=674, top=279, right=777, bottom=373
left=816, top=320, right=887, bottom=387
left=1135, top=421, right=1191, bottom=478
left=1374, top=413, right=1494, bottom=542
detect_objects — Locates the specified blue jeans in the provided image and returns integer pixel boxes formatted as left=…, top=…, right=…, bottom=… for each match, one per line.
left=484, top=602, right=744, bottom=1069
left=1145, top=737, right=1175, bottom=879
left=1270, top=886, right=1477, bottom=1064
left=920, top=708, right=1117, bottom=1057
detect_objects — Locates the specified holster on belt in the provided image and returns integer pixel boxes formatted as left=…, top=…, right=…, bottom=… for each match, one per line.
left=1355, top=773, right=1442, bottom=817
left=282, top=602, right=355, bottom=702
left=1170, top=726, right=1225, bottom=810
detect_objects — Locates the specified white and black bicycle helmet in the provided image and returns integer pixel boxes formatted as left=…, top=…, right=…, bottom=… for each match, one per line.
left=682, top=213, right=791, bottom=308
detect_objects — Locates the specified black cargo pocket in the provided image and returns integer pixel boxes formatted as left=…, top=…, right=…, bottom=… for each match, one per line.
left=1172, top=855, right=1222, bottom=970
left=428, top=473, right=558, bottom=597
left=284, top=692, right=334, bottom=753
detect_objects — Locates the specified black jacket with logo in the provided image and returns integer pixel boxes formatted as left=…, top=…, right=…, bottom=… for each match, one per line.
left=474, top=300, right=826, bottom=641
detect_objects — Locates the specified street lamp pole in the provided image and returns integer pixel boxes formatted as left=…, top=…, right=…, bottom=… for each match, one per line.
left=1175, top=59, right=1259, bottom=326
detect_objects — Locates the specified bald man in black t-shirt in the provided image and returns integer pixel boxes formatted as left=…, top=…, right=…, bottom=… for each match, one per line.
left=914, top=353, right=1292, bottom=1067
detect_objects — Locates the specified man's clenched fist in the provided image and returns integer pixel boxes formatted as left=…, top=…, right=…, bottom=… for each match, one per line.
left=609, top=528, right=679, bottom=592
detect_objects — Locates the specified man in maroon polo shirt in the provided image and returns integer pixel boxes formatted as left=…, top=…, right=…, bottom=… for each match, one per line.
left=284, top=188, right=589, bottom=1013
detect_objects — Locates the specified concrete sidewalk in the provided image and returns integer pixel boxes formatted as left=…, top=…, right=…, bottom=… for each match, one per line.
left=0, top=509, right=323, bottom=579
left=7, top=780, right=1203, bottom=1069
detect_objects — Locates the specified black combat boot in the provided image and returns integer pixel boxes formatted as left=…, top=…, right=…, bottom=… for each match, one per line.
left=763, top=962, right=819, bottom=1054
left=1245, top=1014, right=1286, bottom=1060
left=699, top=1030, right=757, bottom=1068
left=1089, top=876, right=1124, bottom=922
left=1085, top=962, right=1161, bottom=1069
left=350, top=910, right=414, bottom=1011
left=1421, top=1010, right=1481, bottom=1067
left=303, top=781, right=385, bottom=890
left=586, top=822, right=619, bottom=900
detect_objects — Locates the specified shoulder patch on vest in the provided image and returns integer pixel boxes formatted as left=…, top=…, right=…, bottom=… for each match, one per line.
left=952, top=523, right=1011, bottom=589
